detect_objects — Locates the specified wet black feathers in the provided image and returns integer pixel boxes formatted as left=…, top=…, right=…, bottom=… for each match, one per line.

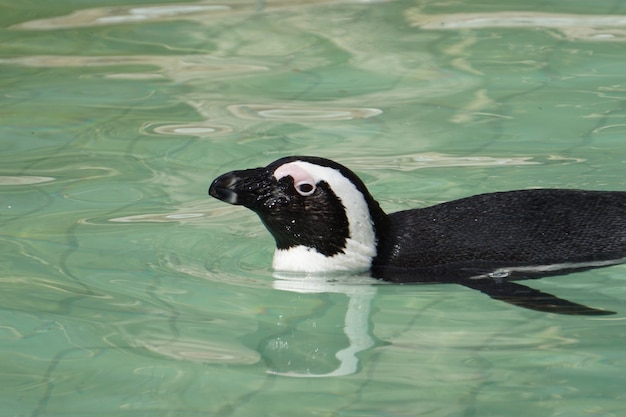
left=373, top=189, right=626, bottom=275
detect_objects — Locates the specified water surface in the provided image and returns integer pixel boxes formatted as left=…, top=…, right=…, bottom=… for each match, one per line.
left=2, top=0, right=626, bottom=416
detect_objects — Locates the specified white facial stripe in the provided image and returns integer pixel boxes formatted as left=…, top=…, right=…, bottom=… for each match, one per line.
left=271, top=160, right=377, bottom=272
left=472, top=257, right=626, bottom=279
left=273, top=162, right=315, bottom=186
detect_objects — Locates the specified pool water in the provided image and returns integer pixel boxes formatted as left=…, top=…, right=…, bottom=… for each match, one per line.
left=2, top=0, right=626, bottom=416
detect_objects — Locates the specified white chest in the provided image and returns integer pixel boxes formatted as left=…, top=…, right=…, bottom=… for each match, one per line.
left=272, top=238, right=376, bottom=273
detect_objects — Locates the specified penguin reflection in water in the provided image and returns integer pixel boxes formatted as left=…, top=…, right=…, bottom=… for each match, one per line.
left=209, top=156, right=626, bottom=315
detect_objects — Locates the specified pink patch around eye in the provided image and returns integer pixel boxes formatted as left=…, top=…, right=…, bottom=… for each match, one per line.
left=273, top=162, right=315, bottom=185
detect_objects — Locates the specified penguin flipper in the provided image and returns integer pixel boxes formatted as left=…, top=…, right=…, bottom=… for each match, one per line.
left=462, top=280, right=615, bottom=316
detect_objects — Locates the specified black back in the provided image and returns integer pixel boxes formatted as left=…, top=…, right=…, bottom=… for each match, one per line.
left=373, top=189, right=626, bottom=278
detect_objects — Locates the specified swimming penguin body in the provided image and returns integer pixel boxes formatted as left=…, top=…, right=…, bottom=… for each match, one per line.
left=209, top=156, right=626, bottom=315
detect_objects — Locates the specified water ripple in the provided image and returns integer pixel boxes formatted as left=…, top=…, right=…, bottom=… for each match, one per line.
left=108, top=212, right=206, bottom=223
left=0, top=176, right=55, bottom=185
left=340, top=152, right=542, bottom=171
left=142, top=122, right=233, bottom=137
left=0, top=56, right=268, bottom=82
left=228, top=104, right=383, bottom=121
left=10, top=3, right=232, bottom=29
left=132, top=336, right=260, bottom=364
left=407, top=10, right=626, bottom=42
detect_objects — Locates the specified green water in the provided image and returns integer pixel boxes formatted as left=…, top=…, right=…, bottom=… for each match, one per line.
left=2, top=0, right=626, bottom=416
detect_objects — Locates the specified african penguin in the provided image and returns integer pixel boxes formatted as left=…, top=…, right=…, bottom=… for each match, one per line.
left=209, top=156, right=626, bottom=315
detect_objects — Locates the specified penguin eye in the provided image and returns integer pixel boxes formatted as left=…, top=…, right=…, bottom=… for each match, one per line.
left=295, top=181, right=316, bottom=196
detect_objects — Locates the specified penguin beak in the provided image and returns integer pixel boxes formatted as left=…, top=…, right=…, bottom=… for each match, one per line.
left=209, top=167, right=282, bottom=211
left=208, top=172, right=240, bottom=205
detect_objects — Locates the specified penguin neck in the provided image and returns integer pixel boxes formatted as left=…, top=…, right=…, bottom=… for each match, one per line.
left=271, top=194, right=389, bottom=273
left=271, top=240, right=377, bottom=273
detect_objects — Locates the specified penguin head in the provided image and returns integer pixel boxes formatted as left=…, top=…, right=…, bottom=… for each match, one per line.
left=209, top=156, right=387, bottom=272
